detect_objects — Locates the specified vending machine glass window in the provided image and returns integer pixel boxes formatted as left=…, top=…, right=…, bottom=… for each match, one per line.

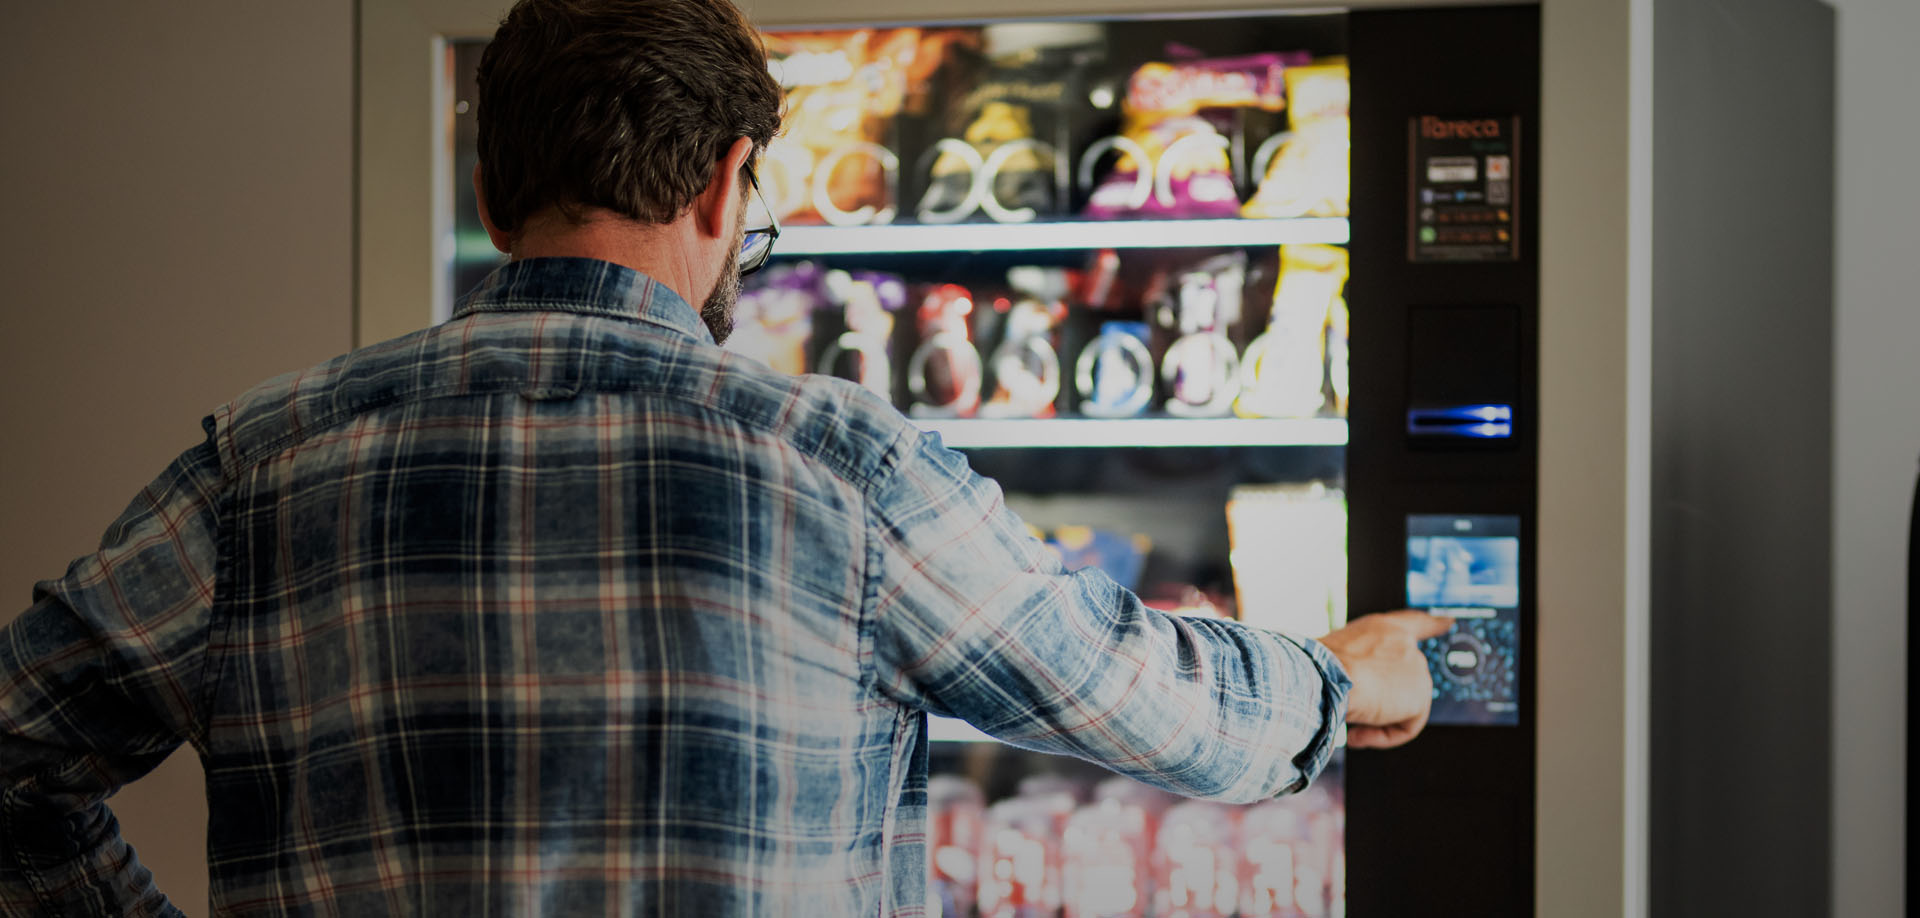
left=440, top=5, right=1538, bottom=915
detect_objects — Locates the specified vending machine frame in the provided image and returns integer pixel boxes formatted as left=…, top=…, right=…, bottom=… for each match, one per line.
left=355, top=1, right=1654, bottom=914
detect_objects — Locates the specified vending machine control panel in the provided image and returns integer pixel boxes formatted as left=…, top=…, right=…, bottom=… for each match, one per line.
left=1346, top=6, right=1538, bottom=914
left=1406, top=513, right=1522, bottom=725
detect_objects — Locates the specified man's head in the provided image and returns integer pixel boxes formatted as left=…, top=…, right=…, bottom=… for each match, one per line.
left=473, top=0, right=782, bottom=342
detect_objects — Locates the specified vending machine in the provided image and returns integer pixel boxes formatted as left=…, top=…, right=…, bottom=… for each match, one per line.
left=436, top=5, right=1540, bottom=915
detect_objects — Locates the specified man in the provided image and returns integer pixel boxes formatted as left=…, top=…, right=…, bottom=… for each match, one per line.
left=0, top=0, right=1449, bottom=914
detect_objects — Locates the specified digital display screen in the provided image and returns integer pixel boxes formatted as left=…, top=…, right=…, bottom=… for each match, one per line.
left=1406, top=514, right=1521, bottom=726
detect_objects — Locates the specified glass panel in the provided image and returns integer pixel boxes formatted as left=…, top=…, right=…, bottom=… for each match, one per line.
left=442, top=12, right=1351, bottom=915
left=929, top=744, right=1345, bottom=918
left=447, top=40, right=500, bottom=310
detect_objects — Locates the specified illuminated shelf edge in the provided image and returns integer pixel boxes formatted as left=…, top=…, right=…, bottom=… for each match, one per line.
left=916, top=417, right=1348, bottom=449
left=775, top=217, right=1349, bottom=255
left=929, top=716, right=998, bottom=744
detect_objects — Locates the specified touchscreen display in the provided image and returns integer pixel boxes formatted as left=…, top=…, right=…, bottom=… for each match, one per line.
left=1406, top=514, right=1521, bottom=726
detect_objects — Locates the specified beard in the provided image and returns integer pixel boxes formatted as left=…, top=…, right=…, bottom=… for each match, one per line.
left=700, top=215, right=744, bottom=346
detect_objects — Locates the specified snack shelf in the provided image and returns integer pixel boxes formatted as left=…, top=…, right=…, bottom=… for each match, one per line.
left=776, top=217, right=1349, bottom=256
left=917, top=416, right=1348, bottom=450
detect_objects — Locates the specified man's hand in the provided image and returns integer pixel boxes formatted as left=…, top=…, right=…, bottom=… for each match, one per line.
left=1317, top=611, right=1454, bottom=749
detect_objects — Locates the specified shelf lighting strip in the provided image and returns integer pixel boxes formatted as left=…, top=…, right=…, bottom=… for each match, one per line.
left=776, top=217, right=1350, bottom=256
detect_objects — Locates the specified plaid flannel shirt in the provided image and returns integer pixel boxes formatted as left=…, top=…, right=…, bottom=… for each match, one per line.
left=0, top=257, right=1348, bottom=917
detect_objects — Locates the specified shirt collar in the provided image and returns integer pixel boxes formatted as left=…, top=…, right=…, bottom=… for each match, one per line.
left=452, top=257, right=714, bottom=345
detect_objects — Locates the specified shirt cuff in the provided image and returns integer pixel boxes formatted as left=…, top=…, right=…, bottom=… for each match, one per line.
left=1275, top=633, right=1353, bottom=795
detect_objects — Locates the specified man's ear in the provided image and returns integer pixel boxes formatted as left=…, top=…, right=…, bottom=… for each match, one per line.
left=694, top=136, right=757, bottom=241
left=473, top=163, right=512, bottom=255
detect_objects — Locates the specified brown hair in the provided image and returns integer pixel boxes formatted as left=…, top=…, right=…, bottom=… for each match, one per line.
left=475, top=0, right=783, bottom=234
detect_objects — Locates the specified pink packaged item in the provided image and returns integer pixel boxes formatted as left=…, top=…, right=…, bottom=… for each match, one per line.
left=1062, top=796, right=1155, bottom=918
left=1239, top=799, right=1316, bottom=917
left=928, top=776, right=986, bottom=918
left=1152, top=800, right=1243, bottom=918
left=1081, top=52, right=1309, bottom=221
left=979, top=797, right=1061, bottom=918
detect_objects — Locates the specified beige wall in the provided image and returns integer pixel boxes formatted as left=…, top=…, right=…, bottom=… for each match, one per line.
left=0, top=2, right=354, bottom=912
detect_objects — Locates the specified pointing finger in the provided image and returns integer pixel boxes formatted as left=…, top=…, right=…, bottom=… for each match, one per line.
left=1380, top=610, right=1455, bottom=639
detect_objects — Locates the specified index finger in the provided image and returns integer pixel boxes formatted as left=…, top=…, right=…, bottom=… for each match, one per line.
left=1379, top=609, right=1455, bottom=639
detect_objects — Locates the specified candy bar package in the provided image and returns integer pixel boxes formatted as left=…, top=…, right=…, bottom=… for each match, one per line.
left=1237, top=243, right=1348, bottom=419
left=916, top=23, right=1101, bottom=225
left=981, top=267, right=1071, bottom=418
left=1081, top=52, right=1307, bottom=220
left=1243, top=58, right=1351, bottom=219
left=1225, top=481, right=1349, bottom=638
left=908, top=284, right=985, bottom=418
left=815, top=269, right=908, bottom=400
left=1075, top=321, right=1155, bottom=418
left=727, top=261, right=828, bottom=376
left=929, top=776, right=987, bottom=918
left=1153, top=252, right=1248, bottom=418
left=763, top=28, right=975, bottom=226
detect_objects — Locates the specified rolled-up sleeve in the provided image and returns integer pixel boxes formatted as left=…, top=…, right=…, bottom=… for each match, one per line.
left=865, top=429, right=1349, bottom=802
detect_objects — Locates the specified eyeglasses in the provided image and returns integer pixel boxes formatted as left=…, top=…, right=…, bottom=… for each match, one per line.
left=739, top=168, right=780, bottom=277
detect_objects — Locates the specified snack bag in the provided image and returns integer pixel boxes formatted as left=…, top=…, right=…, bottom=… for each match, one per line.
left=1243, top=59, right=1350, bottom=219
left=816, top=269, right=907, bottom=400
left=908, top=284, right=984, bottom=418
left=1075, top=321, right=1155, bottom=418
left=1082, top=53, right=1306, bottom=220
left=728, top=261, right=827, bottom=376
left=764, top=28, right=973, bottom=226
left=918, top=23, right=1097, bottom=224
left=1154, top=252, right=1246, bottom=417
left=1237, top=244, right=1347, bottom=419
left=982, top=266, right=1071, bottom=418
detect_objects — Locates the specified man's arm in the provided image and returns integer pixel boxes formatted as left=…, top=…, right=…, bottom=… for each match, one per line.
left=0, top=440, right=223, bottom=917
left=864, top=429, right=1350, bottom=801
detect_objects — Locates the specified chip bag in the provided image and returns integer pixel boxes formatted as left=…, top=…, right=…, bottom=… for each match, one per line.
left=1082, top=52, right=1307, bottom=220
left=1242, top=59, right=1350, bottom=219
left=763, top=28, right=973, bottom=225
left=919, top=24, right=1096, bottom=224
left=727, top=261, right=829, bottom=375
left=1236, top=244, right=1347, bottom=419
